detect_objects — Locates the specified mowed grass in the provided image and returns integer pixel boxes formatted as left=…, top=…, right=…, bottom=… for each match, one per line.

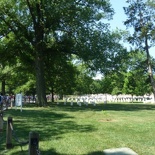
left=0, top=102, right=155, bottom=155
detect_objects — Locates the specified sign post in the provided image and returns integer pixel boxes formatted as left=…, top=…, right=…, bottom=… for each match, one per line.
left=15, top=94, right=22, bottom=112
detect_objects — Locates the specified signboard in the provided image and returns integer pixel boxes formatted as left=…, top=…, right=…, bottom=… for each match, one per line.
left=15, top=94, right=22, bottom=112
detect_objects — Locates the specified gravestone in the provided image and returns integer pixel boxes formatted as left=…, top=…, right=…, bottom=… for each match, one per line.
left=70, top=98, right=74, bottom=106
left=103, top=147, right=138, bottom=155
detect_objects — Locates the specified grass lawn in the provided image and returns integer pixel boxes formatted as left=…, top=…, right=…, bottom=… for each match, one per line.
left=0, top=102, right=155, bottom=155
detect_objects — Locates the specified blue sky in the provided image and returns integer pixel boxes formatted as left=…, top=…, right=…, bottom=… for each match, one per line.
left=109, top=0, right=155, bottom=58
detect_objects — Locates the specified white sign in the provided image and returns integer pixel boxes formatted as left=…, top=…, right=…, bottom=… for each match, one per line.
left=15, top=94, right=23, bottom=112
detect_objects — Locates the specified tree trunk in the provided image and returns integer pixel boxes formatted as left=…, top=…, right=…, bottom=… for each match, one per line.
left=1, top=80, right=5, bottom=95
left=145, top=36, right=155, bottom=102
left=35, top=50, right=47, bottom=107
left=51, top=86, right=54, bottom=102
left=33, top=2, right=47, bottom=106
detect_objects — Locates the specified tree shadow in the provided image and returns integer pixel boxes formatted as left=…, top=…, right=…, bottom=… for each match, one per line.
left=1, top=103, right=155, bottom=154
left=8, top=148, right=104, bottom=155
left=50, top=102, right=155, bottom=112
left=103, top=103, right=155, bottom=111
left=3, top=108, right=96, bottom=139
left=7, top=148, right=68, bottom=155
left=86, top=150, right=103, bottom=155
left=1, top=107, right=97, bottom=154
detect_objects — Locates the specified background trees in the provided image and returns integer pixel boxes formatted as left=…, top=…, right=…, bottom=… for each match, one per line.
left=0, top=0, right=114, bottom=106
left=0, top=0, right=154, bottom=104
left=124, top=0, right=155, bottom=101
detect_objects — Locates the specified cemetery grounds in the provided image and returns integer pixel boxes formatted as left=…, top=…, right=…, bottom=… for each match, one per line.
left=0, top=102, right=155, bottom=155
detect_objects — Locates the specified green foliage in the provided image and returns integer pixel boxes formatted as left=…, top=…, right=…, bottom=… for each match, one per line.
left=124, top=0, right=155, bottom=99
left=124, top=0, right=155, bottom=48
left=98, top=50, right=152, bottom=96
left=0, top=0, right=114, bottom=105
left=74, top=64, right=93, bottom=95
left=0, top=0, right=154, bottom=98
left=122, top=51, right=152, bottom=96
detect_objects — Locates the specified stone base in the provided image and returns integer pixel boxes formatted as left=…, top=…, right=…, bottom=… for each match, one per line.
left=103, top=147, right=138, bottom=155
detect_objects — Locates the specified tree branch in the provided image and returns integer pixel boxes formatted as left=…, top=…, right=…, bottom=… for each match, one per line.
left=26, top=0, right=36, bottom=27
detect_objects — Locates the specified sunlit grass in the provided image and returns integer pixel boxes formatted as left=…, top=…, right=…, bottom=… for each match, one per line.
left=0, top=102, right=155, bottom=155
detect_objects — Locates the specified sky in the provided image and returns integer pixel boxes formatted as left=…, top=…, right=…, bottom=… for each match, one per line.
left=109, top=0, right=155, bottom=58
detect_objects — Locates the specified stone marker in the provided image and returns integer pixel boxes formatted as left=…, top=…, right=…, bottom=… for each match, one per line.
left=103, top=147, right=138, bottom=155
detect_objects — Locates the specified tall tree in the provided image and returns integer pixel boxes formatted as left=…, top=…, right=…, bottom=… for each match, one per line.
left=0, top=0, right=113, bottom=106
left=0, top=32, right=36, bottom=95
left=124, top=0, right=155, bottom=101
left=119, top=50, right=152, bottom=96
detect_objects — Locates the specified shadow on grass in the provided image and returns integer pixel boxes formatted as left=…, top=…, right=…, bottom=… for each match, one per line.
left=86, top=150, right=103, bottom=155
left=6, top=148, right=68, bottom=155
left=0, top=147, right=104, bottom=155
left=1, top=107, right=97, bottom=154
left=103, top=103, right=155, bottom=111
left=4, top=148, right=104, bottom=155
left=49, top=102, right=155, bottom=112
left=1, top=103, right=155, bottom=154
left=3, top=108, right=96, bottom=138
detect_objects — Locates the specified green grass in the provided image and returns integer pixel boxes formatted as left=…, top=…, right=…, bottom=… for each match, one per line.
left=0, top=102, right=155, bottom=155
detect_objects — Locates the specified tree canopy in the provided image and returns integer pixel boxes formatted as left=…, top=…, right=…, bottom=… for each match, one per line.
left=0, top=0, right=155, bottom=105
left=0, top=0, right=114, bottom=106
left=124, top=0, right=155, bottom=101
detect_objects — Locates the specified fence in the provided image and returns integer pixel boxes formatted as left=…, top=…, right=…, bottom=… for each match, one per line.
left=0, top=114, right=41, bottom=155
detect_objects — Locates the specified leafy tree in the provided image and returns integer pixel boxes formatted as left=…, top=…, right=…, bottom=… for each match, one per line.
left=73, top=62, right=93, bottom=95
left=122, top=50, right=152, bottom=96
left=0, top=30, right=36, bottom=95
left=110, top=72, right=125, bottom=95
left=0, top=0, right=114, bottom=106
left=99, top=49, right=152, bottom=96
left=89, top=79, right=103, bottom=94
left=45, top=55, right=78, bottom=101
left=124, top=0, right=155, bottom=101
left=99, top=76, right=113, bottom=94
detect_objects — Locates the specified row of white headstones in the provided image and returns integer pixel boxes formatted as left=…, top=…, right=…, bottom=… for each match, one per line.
left=57, top=97, right=98, bottom=106
left=55, top=94, right=154, bottom=106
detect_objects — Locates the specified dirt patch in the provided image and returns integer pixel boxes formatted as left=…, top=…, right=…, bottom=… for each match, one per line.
left=99, top=119, right=116, bottom=122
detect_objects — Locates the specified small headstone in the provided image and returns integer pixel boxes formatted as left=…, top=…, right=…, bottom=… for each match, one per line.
left=103, top=147, right=138, bottom=155
left=70, top=102, right=73, bottom=106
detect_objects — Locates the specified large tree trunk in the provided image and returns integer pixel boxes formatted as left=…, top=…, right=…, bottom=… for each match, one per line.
left=145, top=37, right=155, bottom=102
left=35, top=50, right=47, bottom=106
left=34, top=23, right=47, bottom=106
left=33, top=2, right=47, bottom=107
